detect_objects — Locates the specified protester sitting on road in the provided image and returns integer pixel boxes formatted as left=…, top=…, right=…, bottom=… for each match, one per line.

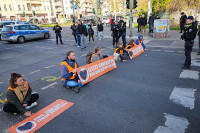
left=91, top=46, right=108, bottom=63
left=60, top=50, right=82, bottom=93
left=3, top=73, right=39, bottom=116
left=125, top=39, right=136, bottom=50
left=135, top=35, right=147, bottom=50
left=114, top=42, right=129, bottom=62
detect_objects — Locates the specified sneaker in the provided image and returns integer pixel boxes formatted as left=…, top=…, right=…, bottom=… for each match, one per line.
left=88, top=42, right=90, bottom=44
left=84, top=47, right=87, bottom=49
left=72, top=87, right=80, bottom=93
left=25, top=102, right=38, bottom=110
left=77, top=46, right=80, bottom=47
left=13, top=113, right=18, bottom=115
left=81, top=48, right=85, bottom=51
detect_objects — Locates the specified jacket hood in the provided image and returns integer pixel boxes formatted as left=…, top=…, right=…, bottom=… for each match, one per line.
left=138, top=35, right=142, bottom=39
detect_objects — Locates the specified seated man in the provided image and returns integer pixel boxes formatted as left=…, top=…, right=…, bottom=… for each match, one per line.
left=125, top=39, right=136, bottom=50
left=60, top=51, right=82, bottom=93
left=114, top=42, right=129, bottom=62
left=135, top=35, right=147, bottom=50
left=90, top=46, right=108, bottom=63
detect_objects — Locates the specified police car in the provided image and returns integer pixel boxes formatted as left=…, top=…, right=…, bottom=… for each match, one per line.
left=0, top=21, right=17, bottom=39
left=1, top=24, right=50, bottom=43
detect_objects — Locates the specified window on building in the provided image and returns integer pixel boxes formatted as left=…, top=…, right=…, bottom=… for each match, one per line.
left=44, top=6, right=46, bottom=11
left=9, top=5, right=12, bottom=11
left=47, top=6, right=49, bottom=10
left=0, top=5, right=1, bottom=11
left=23, top=5, right=25, bottom=10
left=4, top=5, right=7, bottom=11
left=18, top=5, right=21, bottom=11
left=34, top=6, right=37, bottom=11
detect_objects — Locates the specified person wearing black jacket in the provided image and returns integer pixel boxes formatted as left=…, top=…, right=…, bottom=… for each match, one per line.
left=88, top=25, right=94, bottom=43
left=53, top=22, right=63, bottom=45
left=70, top=21, right=77, bottom=43
left=181, top=16, right=197, bottom=69
left=180, top=12, right=187, bottom=33
left=78, top=20, right=87, bottom=50
left=140, top=14, right=147, bottom=36
left=112, top=21, right=120, bottom=48
left=148, top=13, right=154, bottom=33
left=97, top=21, right=104, bottom=40
left=119, top=21, right=126, bottom=48
left=137, top=15, right=141, bottom=32
left=118, top=17, right=126, bottom=39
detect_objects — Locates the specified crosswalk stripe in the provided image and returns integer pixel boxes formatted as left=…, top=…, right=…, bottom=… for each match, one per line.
left=169, top=87, right=196, bottom=109
left=154, top=113, right=189, bottom=133
left=179, top=70, right=199, bottom=80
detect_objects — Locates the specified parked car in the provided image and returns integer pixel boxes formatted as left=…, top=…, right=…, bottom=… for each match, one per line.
left=1, top=24, right=50, bottom=43
left=0, top=21, right=16, bottom=39
left=102, top=17, right=110, bottom=26
left=83, top=19, right=96, bottom=26
left=28, top=19, right=39, bottom=24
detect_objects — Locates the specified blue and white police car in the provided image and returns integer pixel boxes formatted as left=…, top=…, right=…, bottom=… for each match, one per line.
left=1, top=24, right=50, bottom=43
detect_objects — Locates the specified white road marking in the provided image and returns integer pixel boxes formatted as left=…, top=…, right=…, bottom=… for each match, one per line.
left=144, top=40, right=150, bottom=44
left=163, top=50, right=174, bottom=53
left=35, top=46, right=53, bottom=50
left=191, top=60, right=200, bottom=67
left=16, top=46, right=22, bottom=48
left=5, top=48, right=12, bottom=49
left=179, top=70, right=199, bottom=80
left=154, top=113, right=189, bottom=133
left=151, top=50, right=161, bottom=52
left=41, top=82, right=58, bottom=90
left=178, top=51, right=185, bottom=53
left=45, top=65, right=55, bottom=69
left=170, top=87, right=196, bottom=109
left=29, top=70, right=41, bottom=74
left=0, top=82, right=4, bottom=85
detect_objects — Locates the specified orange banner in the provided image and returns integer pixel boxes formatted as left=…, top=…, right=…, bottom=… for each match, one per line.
left=78, top=56, right=117, bottom=85
left=127, top=44, right=144, bottom=59
left=8, top=99, right=74, bottom=133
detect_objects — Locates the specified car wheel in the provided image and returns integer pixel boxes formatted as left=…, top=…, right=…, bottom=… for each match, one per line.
left=44, top=33, right=49, bottom=39
left=18, top=36, right=25, bottom=43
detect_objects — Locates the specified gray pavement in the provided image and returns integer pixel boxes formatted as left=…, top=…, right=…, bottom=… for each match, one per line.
left=0, top=27, right=200, bottom=133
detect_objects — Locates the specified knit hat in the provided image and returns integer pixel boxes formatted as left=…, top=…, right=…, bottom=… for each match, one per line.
left=187, top=16, right=194, bottom=20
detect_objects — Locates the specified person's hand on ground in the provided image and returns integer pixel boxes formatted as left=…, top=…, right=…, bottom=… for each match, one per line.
left=24, top=111, right=32, bottom=116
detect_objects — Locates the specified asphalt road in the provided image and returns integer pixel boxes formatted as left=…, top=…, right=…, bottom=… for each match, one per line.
left=0, top=27, right=200, bottom=133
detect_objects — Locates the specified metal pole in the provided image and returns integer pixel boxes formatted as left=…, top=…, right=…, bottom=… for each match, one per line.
left=72, top=0, right=76, bottom=23
left=114, top=0, right=116, bottom=20
left=96, top=0, right=99, bottom=36
left=129, top=0, right=133, bottom=37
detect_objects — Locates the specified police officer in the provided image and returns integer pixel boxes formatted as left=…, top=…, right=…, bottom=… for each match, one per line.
left=181, top=16, right=197, bottom=69
left=119, top=21, right=126, bottom=48
left=112, top=21, right=120, bottom=48
left=53, top=22, right=63, bottom=45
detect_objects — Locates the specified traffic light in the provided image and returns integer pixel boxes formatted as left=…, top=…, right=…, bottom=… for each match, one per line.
left=133, top=0, right=137, bottom=9
left=126, top=0, right=129, bottom=9
left=33, top=11, right=35, bottom=16
left=23, top=11, right=25, bottom=17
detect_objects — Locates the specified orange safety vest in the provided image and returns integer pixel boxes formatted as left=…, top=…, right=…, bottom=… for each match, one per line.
left=4, top=82, right=29, bottom=102
left=60, top=61, right=77, bottom=81
left=114, top=48, right=124, bottom=54
left=125, top=45, right=132, bottom=50
left=138, top=40, right=143, bottom=45
left=90, top=53, right=103, bottom=63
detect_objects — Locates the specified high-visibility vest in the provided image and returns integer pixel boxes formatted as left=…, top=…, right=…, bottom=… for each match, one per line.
left=90, top=53, right=103, bottom=63
left=114, top=48, right=123, bottom=54
left=125, top=45, right=132, bottom=50
left=4, top=82, right=29, bottom=102
left=60, top=61, right=77, bottom=81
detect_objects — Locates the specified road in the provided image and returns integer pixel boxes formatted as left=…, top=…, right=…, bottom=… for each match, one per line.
left=0, top=26, right=200, bottom=133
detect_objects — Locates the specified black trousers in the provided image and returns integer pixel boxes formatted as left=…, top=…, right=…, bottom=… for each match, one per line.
left=138, top=24, right=141, bottom=32
left=119, top=52, right=129, bottom=61
left=122, top=32, right=126, bottom=48
left=89, top=35, right=94, bottom=42
left=3, top=93, right=39, bottom=113
left=184, top=46, right=193, bottom=67
left=73, top=33, right=77, bottom=43
left=113, top=34, right=118, bottom=47
left=56, top=33, right=63, bottom=44
left=180, top=23, right=184, bottom=32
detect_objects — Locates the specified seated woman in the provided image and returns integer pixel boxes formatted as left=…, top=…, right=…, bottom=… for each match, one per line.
left=3, top=73, right=39, bottom=116
left=125, top=39, right=136, bottom=50
left=90, top=46, right=108, bottom=63
left=114, top=42, right=129, bottom=62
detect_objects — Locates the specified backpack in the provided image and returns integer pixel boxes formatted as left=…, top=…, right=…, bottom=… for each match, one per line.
left=86, top=52, right=93, bottom=64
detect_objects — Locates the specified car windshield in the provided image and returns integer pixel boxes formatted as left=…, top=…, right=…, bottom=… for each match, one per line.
left=2, top=26, right=13, bottom=32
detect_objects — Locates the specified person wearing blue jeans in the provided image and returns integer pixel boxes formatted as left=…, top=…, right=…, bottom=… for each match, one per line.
left=60, top=51, right=82, bottom=93
left=76, top=22, right=81, bottom=47
left=97, top=21, right=104, bottom=40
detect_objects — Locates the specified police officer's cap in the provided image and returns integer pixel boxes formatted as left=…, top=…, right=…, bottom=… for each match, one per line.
left=181, top=12, right=184, bottom=15
left=187, top=16, right=194, bottom=20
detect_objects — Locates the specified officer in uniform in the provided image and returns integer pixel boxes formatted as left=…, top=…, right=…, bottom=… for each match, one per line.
left=181, top=16, right=197, bottom=69
left=112, top=21, right=120, bottom=48
left=53, top=22, right=63, bottom=45
left=119, top=21, right=126, bottom=48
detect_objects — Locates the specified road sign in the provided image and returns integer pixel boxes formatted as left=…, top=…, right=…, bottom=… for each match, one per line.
left=74, top=5, right=77, bottom=10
